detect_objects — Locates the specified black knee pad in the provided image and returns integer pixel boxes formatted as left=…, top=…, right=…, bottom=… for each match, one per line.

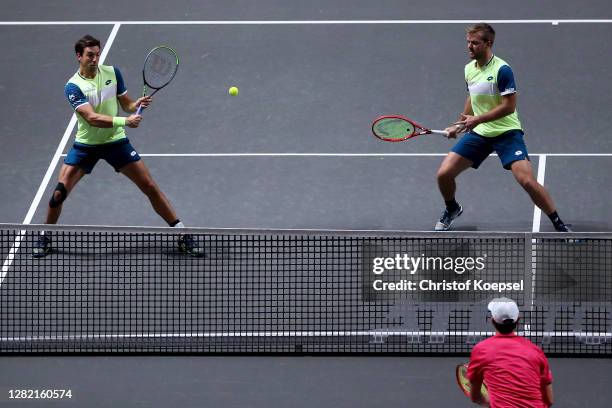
left=49, top=182, right=68, bottom=208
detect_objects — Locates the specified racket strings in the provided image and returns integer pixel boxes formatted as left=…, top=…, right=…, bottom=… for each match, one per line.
left=144, top=48, right=178, bottom=89
left=373, top=118, right=416, bottom=140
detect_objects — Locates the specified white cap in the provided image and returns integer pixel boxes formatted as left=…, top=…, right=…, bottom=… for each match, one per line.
left=488, top=297, right=519, bottom=323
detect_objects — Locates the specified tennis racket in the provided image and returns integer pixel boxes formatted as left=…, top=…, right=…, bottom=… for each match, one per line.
left=456, top=363, right=489, bottom=402
left=372, top=115, right=461, bottom=142
left=136, top=46, right=179, bottom=115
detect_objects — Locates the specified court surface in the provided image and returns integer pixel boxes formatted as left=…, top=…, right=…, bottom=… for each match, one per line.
left=1, top=1, right=611, bottom=406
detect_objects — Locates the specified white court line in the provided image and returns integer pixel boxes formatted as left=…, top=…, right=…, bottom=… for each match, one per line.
left=529, top=155, right=548, bottom=322
left=0, top=238, right=25, bottom=286
left=532, top=155, right=547, bottom=233
left=0, top=19, right=612, bottom=25
left=57, top=153, right=612, bottom=157
left=523, top=153, right=612, bottom=157
left=0, top=24, right=121, bottom=286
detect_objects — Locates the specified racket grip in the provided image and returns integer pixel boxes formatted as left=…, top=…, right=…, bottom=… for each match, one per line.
left=136, top=105, right=145, bottom=115
left=431, top=130, right=450, bottom=137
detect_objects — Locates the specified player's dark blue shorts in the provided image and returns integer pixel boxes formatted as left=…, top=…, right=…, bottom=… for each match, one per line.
left=64, top=138, right=141, bottom=174
left=451, top=129, right=529, bottom=170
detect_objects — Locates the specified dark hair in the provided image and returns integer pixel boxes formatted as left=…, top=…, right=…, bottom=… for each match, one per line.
left=492, top=318, right=518, bottom=334
left=466, top=23, right=496, bottom=44
left=75, top=35, right=101, bottom=56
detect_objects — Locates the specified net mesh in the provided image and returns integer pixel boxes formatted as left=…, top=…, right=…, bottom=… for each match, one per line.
left=372, top=118, right=415, bottom=139
left=143, top=47, right=178, bottom=89
left=1, top=224, right=610, bottom=354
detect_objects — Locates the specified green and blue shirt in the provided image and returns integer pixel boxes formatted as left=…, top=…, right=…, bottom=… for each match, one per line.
left=465, top=55, right=522, bottom=137
left=65, top=65, right=128, bottom=145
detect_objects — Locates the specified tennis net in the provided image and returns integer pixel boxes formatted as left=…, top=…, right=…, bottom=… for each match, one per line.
left=1, top=223, right=610, bottom=354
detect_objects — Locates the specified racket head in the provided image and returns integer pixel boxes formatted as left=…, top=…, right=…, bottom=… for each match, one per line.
left=142, top=46, right=179, bottom=91
left=371, top=115, right=416, bottom=142
left=456, top=363, right=488, bottom=400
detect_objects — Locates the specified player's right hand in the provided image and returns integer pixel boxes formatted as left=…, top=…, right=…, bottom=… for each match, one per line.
left=444, top=125, right=460, bottom=139
left=126, top=114, right=143, bottom=128
left=444, top=123, right=466, bottom=139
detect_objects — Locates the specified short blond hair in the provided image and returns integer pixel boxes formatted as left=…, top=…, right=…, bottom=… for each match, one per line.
left=466, top=23, right=495, bottom=44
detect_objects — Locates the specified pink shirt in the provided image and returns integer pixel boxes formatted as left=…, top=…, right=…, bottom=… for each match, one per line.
left=468, top=333, right=553, bottom=408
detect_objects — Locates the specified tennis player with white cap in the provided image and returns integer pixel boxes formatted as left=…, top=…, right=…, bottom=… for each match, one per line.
left=467, top=298, right=554, bottom=407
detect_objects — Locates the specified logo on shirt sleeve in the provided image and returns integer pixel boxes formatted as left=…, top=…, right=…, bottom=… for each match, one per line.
left=105, top=80, right=112, bottom=85
left=487, top=76, right=494, bottom=81
left=69, top=94, right=76, bottom=101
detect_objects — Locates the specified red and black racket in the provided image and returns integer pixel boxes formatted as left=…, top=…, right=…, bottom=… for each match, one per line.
left=372, top=115, right=462, bottom=142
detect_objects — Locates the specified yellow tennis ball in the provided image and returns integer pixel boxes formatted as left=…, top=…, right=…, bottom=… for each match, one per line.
left=229, top=86, right=239, bottom=96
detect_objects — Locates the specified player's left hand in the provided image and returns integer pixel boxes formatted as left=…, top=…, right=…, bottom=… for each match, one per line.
left=459, top=113, right=481, bottom=131
left=135, top=96, right=153, bottom=110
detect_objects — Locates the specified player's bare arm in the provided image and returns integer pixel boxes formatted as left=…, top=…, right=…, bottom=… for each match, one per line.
left=76, top=104, right=142, bottom=128
left=118, top=93, right=152, bottom=113
left=460, top=93, right=517, bottom=131
left=469, top=378, right=490, bottom=407
left=543, top=383, right=554, bottom=406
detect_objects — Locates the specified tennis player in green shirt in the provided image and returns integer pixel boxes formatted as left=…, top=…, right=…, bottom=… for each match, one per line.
left=436, top=23, right=571, bottom=233
left=33, top=35, right=203, bottom=258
